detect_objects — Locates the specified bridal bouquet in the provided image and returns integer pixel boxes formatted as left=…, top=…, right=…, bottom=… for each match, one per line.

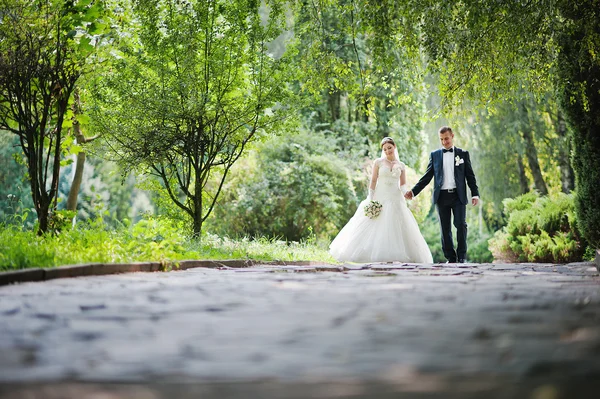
left=364, top=200, right=383, bottom=219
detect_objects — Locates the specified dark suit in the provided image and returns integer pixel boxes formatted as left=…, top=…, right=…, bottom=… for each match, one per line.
left=412, top=147, right=479, bottom=262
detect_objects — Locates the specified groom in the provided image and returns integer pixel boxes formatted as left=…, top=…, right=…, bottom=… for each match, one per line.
left=404, top=126, right=479, bottom=263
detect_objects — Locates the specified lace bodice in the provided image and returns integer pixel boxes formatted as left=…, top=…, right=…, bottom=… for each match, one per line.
left=377, top=159, right=405, bottom=179
left=374, top=159, right=405, bottom=200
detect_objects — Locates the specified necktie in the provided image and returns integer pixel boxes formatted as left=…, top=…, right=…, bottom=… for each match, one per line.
left=443, top=148, right=453, bottom=153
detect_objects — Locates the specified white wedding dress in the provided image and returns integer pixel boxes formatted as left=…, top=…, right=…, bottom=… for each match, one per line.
left=329, top=160, right=433, bottom=263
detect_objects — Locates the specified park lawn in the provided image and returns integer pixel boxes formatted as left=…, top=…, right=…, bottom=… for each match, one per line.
left=0, top=218, right=336, bottom=271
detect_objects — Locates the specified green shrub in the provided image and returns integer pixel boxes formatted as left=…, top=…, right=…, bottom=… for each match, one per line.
left=0, top=226, right=56, bottom=269
left=489, top=192, right=586, bottom=263
left=206, top=129, right=363, bottom=241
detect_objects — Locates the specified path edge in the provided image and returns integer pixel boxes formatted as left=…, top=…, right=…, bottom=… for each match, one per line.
left=0, top=260, right=327, bottom=287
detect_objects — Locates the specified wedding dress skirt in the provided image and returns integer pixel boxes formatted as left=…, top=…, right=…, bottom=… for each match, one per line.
left=329, top=163, right=433, bottom=263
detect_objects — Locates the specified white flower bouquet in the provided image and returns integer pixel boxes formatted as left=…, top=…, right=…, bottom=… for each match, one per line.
left=364, top=200, right=383, bottom=219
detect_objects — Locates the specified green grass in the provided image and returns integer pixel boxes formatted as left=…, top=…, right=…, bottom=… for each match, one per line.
left=0, top=217, right=338, bottom=271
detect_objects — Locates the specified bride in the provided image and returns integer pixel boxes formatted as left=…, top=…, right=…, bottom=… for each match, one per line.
left=329, top=137, right=433, bottom=263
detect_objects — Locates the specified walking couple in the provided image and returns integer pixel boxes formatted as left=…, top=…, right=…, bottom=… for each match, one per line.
left=329, top=126, right=479, bottom=264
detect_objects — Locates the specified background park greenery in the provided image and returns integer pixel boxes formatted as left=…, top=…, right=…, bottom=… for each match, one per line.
left=1, top=0, right=597, bottom=270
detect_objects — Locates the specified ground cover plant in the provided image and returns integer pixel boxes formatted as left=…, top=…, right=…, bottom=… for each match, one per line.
left=0, top=216, right=335, bottom=271
left=489, top=192, right=588, bottom=263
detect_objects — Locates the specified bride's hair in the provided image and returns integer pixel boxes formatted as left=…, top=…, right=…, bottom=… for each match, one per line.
left=380, top=137, right=395, bottom=147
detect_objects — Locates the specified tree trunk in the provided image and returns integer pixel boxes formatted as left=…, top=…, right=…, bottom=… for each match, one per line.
left=520, top=102, right=548, bottom=195
left=27, top=128, right=52, bottom=235
left=36, top=200, right=50, bottom=236
left=66, top=89, right=98, bottom=214
left=193, top=173, right=203, bottom=238
left=553, top=110, right=575, bottom=193
left=557, top=0, right=600, bottom=248
left=516, top=153, right=530, bottom=194
left=328, top=90, right=341, bottom=121
left=192, top=213, right=202, bottom=238
left=66, top=151, right=86, bottom=211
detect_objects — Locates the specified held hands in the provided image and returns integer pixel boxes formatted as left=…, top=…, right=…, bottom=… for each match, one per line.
left=403, top=189, right=478, bottom=204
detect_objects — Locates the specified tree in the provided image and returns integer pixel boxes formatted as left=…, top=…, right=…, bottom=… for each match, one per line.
left=0, top=0, right=108, bottom=233
left=555, top=0, right=600, bottom=249
left=290, top=0, right=428, bottom=168
left=92, top=0, right=292, bottom=237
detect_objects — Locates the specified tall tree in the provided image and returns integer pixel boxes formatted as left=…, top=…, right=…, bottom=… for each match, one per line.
left=290, top=0, right=427, bottom=167
left=555, top=0, right=600, bottom=248
left=92, top=0, right=292, bottom=237
left=0, top=0, right=108, bottom=233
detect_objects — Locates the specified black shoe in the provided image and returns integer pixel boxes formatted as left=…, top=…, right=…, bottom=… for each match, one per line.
left=458, top=259, right=466, bottom=263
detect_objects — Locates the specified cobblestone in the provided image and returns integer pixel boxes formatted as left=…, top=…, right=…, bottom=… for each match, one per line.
left=1, top=262, right=599, bottom=398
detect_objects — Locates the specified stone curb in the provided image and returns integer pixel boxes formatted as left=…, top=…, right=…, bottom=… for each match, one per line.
left=0, top=259, right=328, bottom=287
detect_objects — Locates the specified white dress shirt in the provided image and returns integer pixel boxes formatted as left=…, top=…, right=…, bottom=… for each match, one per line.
left=441, top=147, right=456, bottom=190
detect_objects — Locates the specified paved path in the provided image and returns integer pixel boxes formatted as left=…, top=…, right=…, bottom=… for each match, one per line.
left=1, top=262, right=600, bottom=398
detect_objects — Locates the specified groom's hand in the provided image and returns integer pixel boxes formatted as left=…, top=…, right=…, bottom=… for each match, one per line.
left=404, top=190, right=414, bottom=200
left=472, top=197, right=479, bottom=206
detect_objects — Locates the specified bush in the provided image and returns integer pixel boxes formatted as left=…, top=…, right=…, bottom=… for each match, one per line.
left=206, top=129, right=363, bottom=241
left=489, top=192, right=586, bottom=263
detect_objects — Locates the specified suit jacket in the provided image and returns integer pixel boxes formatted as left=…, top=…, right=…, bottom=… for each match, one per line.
left=412, top=147, right=479, bottom=205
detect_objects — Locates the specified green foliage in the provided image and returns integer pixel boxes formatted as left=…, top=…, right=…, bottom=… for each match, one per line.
left=416, top=0, right=558, bottom=109
left=90, top=0, right=294, bottom=236
left=0, top=216, right=335, bottom=271
left=0, top=131, right=35, bottom=227
left=206, top=129, right=361, bottom=241
left=290, top=0, right=424, bottom=109
left=48, top=210, right=77, bottom=234
left=0, top=226, right=57, bottom=269
left=555, top=0, right=600, bottom=249
left=56, top=157, right=153, bottom=228
left=290, top=0, right=428, bottom=170
left=468, top=234, right=495, bottom=264
left=489, top=192, right=586, bottom=263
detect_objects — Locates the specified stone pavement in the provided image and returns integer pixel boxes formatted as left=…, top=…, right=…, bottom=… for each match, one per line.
left=1, top=262, right=600, bottom=398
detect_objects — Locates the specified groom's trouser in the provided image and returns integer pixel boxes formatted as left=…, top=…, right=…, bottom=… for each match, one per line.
left=436, top=191, right=467, bottom=262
